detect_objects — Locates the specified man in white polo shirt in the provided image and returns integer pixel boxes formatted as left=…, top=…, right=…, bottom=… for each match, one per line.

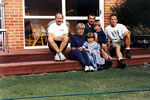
left=105, top=14, right=131, bottom=69
left=48, top=13, right=69, bottom=61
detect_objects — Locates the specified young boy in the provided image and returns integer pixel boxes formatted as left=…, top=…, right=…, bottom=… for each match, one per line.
left=94, top=21, right=113, bottom=68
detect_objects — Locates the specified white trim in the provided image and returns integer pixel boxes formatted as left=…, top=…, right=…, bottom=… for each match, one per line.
left=0, top=29, right=7, bottom=31
left=24, top=16, right=102, bottom=20
left=24, top=16, right=55, bottom=19
left=24, top=46, right=48, bottom=49
left=62, top=0, right=66, bottom=23
left=66, top=16, right=101, bottom=20
left=100, top=0, right=104, bottom=29
left=23, top=0, right=26, bottom=49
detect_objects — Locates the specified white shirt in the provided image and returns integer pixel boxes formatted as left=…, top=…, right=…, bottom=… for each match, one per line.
left=48, top=22, right=68, bottom=37
left=105, top=24, right=129, bottom=42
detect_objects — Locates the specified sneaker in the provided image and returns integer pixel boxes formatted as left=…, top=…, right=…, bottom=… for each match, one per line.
left=84, top=66, right=90, bottom=72
left=126, top=50, right=131, bottom=58
left=58, top=52, right=66, bottom=61
left=97, top=65, right=103, bottom=70
left=118, top=59, right=126, bottom=69
left=54, top=53, right=61, bottom=61
left=103, top=59, right=113, bottom=69
left=106, top=59, right=113, bottom=68
left=89, top=66, right=94, bottom=71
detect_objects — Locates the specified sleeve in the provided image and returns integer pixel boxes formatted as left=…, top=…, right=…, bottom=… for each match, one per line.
left=64, top=24, right=69, bottom=34
left=105, top=27, right=111, bottom=41
left=71, top=36, right=75, bottom=47
left=101, top=28, right=107, bottom=43
left=120, top=24, right=129, bottom=34
left=82, top=41, right=88, bottom=49
left=48, top=24, right=54, bottom=33
left=105, top=28, right=109, bottom=39
left=97, top=43, right=100, bottom=51
left=84, top=24, right=88, bottom=34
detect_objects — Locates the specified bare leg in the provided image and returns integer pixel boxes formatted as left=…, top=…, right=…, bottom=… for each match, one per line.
left=124, top=32, right=131, bottom=58
left=101, top=49, right=109, bottom=60
left=48, top=37, right=60, bottom=53
left=113, top=44, right=123, bottom=60
left=60, top=36, right=69, bottom=52
left=101, top=44, right=112, bottom=59
left=124, top=32, right=131, bottom=48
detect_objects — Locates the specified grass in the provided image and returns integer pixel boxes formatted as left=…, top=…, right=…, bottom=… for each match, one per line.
left=0, top=65, right=150, bottom=100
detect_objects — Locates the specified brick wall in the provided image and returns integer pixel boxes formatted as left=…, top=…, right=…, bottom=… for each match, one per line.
left=5, top=0, right=24, bottom=50
left=104, top=0, right=124, bottom=28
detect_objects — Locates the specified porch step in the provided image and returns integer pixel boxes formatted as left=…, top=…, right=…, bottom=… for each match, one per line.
left=130, top=48, right=150, bottom=55
left=0, top=48, right=150, bottom=64
left=0, top=54, right=150, bottom=76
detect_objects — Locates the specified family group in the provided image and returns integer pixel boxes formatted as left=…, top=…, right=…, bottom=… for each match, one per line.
left=48, top=13, right=131, bottom=72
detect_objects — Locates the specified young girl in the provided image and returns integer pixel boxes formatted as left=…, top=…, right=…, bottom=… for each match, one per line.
left=94, top=21, right=112, bottom=68
left=83, top=32, right=105, bottom=71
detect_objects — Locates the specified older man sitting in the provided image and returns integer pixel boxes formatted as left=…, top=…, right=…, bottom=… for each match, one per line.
left=48, top=13, right=69, bottom=61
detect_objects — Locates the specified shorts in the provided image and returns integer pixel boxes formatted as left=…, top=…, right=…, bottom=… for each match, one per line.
left=48, top=41, right=68, bottom=52
left=111, top=40, right=122, bottom=47
left=110, top=40, right=124, bottom=57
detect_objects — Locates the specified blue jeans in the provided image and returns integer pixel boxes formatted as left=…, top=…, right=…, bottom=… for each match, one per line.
left=69, top=49, right=92, bottom=67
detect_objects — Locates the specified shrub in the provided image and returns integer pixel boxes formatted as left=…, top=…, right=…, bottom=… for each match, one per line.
left=129, top=24, right=150, bottom=35
left=111, top=0, right=150, bottom=28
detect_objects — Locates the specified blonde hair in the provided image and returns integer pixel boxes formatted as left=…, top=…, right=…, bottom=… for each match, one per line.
left=76, top=23, right=85, bottom=30
left=94, top=21, right=101, bottom=28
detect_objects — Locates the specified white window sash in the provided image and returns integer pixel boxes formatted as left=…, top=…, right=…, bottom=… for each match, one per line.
left=23, top=0, right=104, bottom=49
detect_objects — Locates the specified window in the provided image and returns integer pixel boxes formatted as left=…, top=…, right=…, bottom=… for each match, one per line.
left=25, top=19, right=52, bottom=46
left=66, top=0, right=99, bottom=16
left=0, top=0, right=2, bottom=28
left=24, top=0, right=104, bottom=48
left=25, top=0, right=62, bottom=16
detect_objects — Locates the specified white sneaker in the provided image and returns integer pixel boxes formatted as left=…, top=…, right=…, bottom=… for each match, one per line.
left=54, top=53, right=61, bottom=61
left=58, top=52, right=66, bottom=61
left=84, top=66, right=89, bottom=72
left=89, top=66, right=94, bottom=71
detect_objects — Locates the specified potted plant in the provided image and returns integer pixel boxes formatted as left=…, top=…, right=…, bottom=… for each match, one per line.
left=128, top=24, right=150, bottom=47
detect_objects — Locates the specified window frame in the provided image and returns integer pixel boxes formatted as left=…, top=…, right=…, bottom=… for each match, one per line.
left=0, top=0, right=2, bottom=28
left=23, top=0, right=104, bottom=49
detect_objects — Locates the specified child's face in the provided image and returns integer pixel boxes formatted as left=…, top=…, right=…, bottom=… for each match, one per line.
left=94, top=26, right=101, bottom=32
left=87, top=38, right=94, bottom=44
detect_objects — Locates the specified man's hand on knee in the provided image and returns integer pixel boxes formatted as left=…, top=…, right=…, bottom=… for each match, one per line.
left=62, top=34, right=69, bottom=42
left=123, top=31, right=131, bottom=37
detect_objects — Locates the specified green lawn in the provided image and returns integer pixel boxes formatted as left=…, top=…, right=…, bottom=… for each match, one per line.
left=0, top=65, right=150, bottom=100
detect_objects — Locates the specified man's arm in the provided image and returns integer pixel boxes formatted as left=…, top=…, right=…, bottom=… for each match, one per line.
left=48, top=32, right=68, bottom=41
left=123, top=31, right=131, bottom=37
left=63, top=33, right=68, bottom=37
left=105, top=28, right=110, bottom=47
left=107, top=38, right=111, bottom=47
left=121, top=24, right=131, bottom=36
